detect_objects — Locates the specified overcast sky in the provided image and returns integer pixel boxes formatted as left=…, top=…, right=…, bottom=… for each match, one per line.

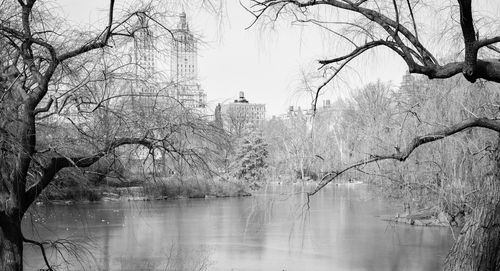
left=191, top=0, right=408, bottom=116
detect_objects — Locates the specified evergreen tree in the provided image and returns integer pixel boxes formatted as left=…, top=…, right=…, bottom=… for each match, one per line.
left=232, top=132, right=269, bottom=182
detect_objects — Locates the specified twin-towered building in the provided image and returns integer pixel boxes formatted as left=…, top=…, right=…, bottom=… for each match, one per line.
left=132, top=12, right=206, bottom=109
left=133, top=13, right=268, bottom=122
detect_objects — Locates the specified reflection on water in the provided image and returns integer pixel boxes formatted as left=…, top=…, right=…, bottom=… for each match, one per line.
left=23, top=184, right=453, bottom=270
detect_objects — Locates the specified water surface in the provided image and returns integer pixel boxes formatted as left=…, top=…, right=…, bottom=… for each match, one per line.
left=24, top=184, right=453, bottom=270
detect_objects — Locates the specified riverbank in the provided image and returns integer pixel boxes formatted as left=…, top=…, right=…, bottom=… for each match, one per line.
left=380, top=209, right=465, bottom=227
left=39, top=176, right=251, bottom=204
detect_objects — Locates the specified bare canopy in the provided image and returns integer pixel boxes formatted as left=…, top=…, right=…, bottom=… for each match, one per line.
left=247, top=0, right=500, bottom=83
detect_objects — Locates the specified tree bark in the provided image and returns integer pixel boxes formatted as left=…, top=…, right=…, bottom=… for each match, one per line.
left=444, top=202, right=500, bottom=270
left=0, top=213, right=23, bottom=271
left=444, top=134, right=500, bottom=271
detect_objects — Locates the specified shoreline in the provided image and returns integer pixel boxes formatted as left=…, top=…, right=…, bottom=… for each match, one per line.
left=39, top=176, right=253, bottom=205
left=37, top=187, right=252, bottom=206
left=379, top=210, right=463, bottom=228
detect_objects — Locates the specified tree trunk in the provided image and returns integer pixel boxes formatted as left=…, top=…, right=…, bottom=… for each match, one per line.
left=0, top=213, right=23, bottom=271
left=443, top=202, right=500, bottom=270
left=444, top=134, right=500, bottom=270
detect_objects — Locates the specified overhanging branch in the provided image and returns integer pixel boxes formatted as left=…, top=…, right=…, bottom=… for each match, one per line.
left=319, top=40, right=387, bottom=66
left=248, top=0, right=500, bottom=83
left=308, top=117, right=500, bottom=196
left=22, top=137, right=157, bottom=213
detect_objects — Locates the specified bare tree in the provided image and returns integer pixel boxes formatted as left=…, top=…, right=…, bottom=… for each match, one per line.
left=246, top=0, right=500, bottom=269
left=223, top=106, right=255, bottom=138
left=0, top=1, right=224, bottom=270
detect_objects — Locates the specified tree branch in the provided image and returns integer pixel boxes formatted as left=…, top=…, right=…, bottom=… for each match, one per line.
left=486, top=45, right=500, bottom=54
left=308, top=117, right=500, bottom=196
left=248, top=0, right=500, bottom=83
left=22, top=236, right=53, bottom=271
left=33, top=96, right=53, bottom=115
left=57, top=0, right=116, bottom=62
left=405, top=0, right=419, bottom=41
left=476, top=36, right=500, bottom=50
left=22, top=137, right=156, bottom=213
left=319, top=40, right=394, bottom=66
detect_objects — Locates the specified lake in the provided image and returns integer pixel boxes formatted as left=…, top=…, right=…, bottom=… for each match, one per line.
left=23, top=184, right=453, bottom=270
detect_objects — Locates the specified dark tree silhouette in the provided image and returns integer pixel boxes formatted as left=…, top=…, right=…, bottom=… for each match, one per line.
left=0, top=1, right=222, bottom=270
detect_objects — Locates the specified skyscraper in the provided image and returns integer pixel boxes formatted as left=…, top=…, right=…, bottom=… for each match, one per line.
left=134, top=14, right=156, bottom=93
left=171, top=12, right=197, bottom=82
left=170, top=12, right=206, bottom=109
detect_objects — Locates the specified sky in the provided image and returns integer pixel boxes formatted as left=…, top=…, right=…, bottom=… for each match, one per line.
left=191, top=0, right=408, bottom=116
left=56, top=0, right=426, bottom=117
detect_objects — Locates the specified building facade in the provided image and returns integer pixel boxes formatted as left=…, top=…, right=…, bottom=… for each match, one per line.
left=220, top=92, right=265, bottom=134
left=171, top=12, right=197, bottom=82
left=169, top=12, right=206, bottom=109
left=124, top=12, right=207, bottom=110
left=133, top=14, right=157, bottom=94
